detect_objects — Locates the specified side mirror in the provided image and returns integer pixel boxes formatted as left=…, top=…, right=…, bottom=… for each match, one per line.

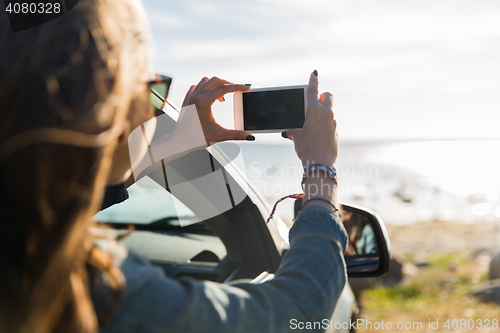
left=294, top=200, right=391, bottom=278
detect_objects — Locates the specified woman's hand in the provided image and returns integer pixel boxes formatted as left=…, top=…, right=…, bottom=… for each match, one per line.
left=182, top=77, right=254, bottom=145
left=282, top=71, right=338, bottom=168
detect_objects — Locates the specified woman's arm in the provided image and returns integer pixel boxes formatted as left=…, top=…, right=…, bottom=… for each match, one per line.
left=283, top=71, right=339, bottom=214
left=99, top=205, right=347, bottom=333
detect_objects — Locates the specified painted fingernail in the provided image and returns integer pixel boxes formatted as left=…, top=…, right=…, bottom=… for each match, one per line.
left=245, top=135, right=255, bottom=141
left=218, top=96, right=225, bottom=102
left=281, top=131, right=287, bottom=138
left=245, top=84, right=252, bottom=86
left=313, top=70, right=318, bottom=77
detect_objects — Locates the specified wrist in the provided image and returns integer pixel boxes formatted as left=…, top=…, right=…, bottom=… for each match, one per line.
left=302, top=178, right=339, bottom=215
left=302, top=198, right=338, bottom=212
left=302, top=177, right=337, bottom=202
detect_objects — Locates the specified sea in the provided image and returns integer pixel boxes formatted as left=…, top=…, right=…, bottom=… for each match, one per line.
left=234, top=139, right=500, bottom=225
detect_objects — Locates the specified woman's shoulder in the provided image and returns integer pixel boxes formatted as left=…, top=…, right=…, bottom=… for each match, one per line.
left=89, top=226, right=166, bottom=322
left=89, top=226, right=164, bottom=296
left=90, top=226, right=129, bottom=267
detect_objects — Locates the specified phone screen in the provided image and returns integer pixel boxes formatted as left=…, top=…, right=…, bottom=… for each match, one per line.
left=242, top=88, right=305, bottom=130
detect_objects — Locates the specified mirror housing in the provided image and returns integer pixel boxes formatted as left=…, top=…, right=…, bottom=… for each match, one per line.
left=294, top=200, right=391, bottom=278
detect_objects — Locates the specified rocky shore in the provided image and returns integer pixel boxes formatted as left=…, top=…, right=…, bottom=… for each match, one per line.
left=385, top=220, right=500, bottom=263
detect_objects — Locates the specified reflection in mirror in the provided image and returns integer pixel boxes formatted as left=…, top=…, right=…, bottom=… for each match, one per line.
left=293, top=199, right=390, bottom=277
left=341, top=208, right=378, bottom=257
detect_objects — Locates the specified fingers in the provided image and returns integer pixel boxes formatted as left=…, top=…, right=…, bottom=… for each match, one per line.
left=184, top=77, right=209, bottom=106
left=222, top=129, right=255, bottom=142
left=190, top=76, right=210, bottom=100
left=182, top=85, right=196, bottom=107
left=190, top=76, right=232, bottom=102
left=281, top=129, right=300, bottom=141
left=198, top=77, right=233, bottom=103
left=199, top=83, right=250, bottom=106
left=185, top=76, right=250, bottom=107
left=307, top=71, right=320, bottom=106
left=198, top=76, right=232, bottom=94
left=319, top=92, right=333, bottom=112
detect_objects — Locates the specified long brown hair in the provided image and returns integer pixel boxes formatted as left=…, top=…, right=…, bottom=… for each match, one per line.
left=0, top=1, right=149, bottom=332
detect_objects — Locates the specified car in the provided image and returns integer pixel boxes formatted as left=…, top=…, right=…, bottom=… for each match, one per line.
left=94, top=100, right=390, bottom=333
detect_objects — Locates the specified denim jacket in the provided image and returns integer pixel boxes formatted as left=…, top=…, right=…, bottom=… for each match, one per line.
left=97, top=204, right=348, bottom=333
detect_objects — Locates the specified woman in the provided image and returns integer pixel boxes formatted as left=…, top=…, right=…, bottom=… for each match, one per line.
left=0, top=0, right=347, bottom=332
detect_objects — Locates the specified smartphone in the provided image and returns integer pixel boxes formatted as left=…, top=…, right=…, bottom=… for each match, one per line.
left=233, top=85, right=308, bottom=133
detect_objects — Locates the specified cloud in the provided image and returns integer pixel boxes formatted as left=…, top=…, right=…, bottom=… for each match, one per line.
left=143, top=0, right=500, bottom=140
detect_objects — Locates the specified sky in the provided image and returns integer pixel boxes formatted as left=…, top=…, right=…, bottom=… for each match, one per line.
left=142, top=0, right=500, bottom=143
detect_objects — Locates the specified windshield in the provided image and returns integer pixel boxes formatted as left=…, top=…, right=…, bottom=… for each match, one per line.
left=94, top=176, right=197, bottom=225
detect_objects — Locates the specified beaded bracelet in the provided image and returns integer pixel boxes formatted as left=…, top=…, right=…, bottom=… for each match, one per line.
left=301, top=164, right=338, bottom=190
